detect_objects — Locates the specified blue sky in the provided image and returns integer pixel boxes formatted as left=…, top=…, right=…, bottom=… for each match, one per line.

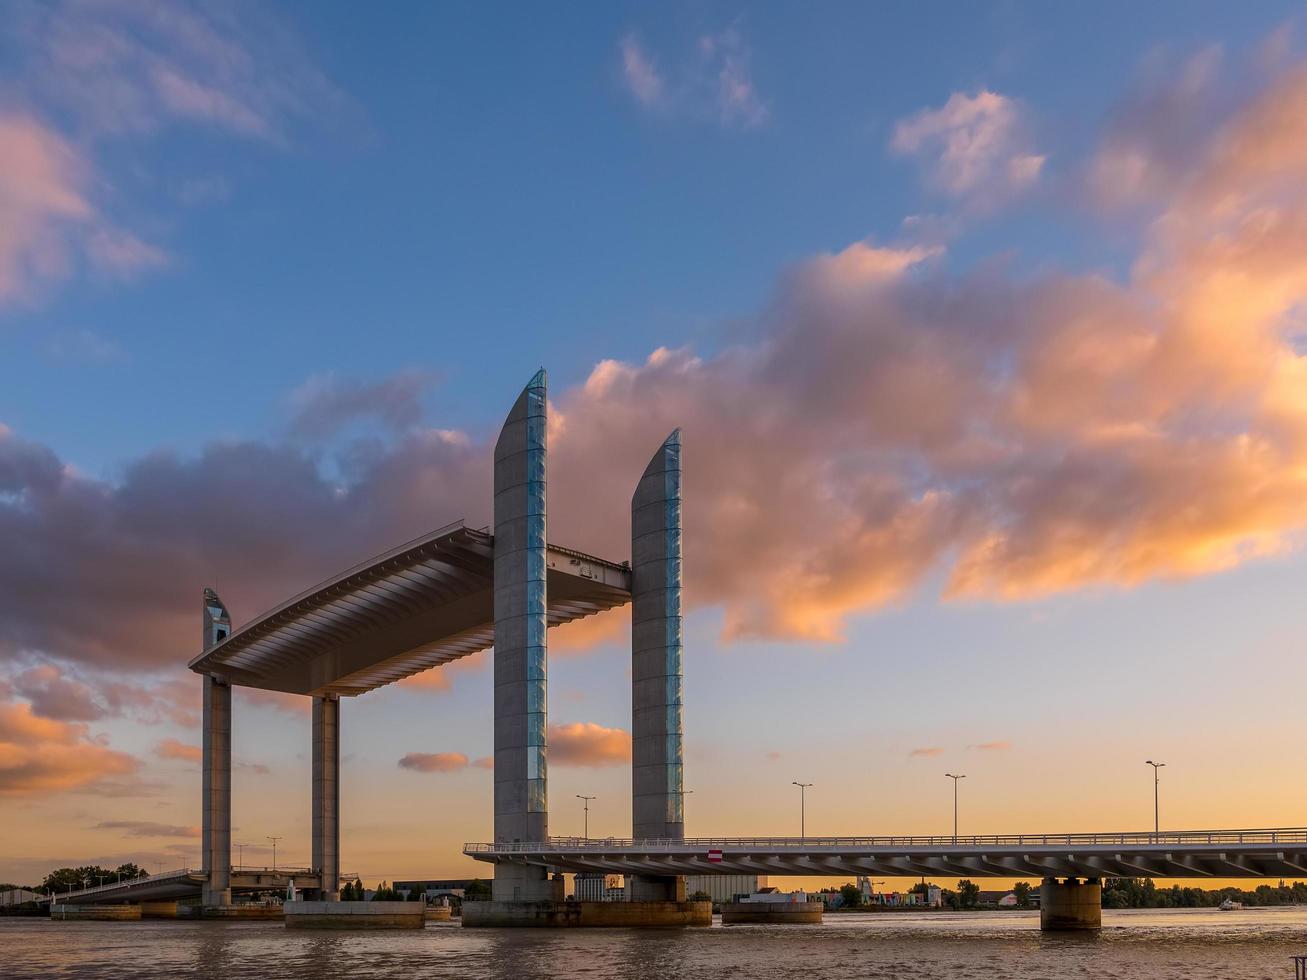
left=4, top=1, right=1290, bottom=471
left=4, top=1, right=1307, bottom=885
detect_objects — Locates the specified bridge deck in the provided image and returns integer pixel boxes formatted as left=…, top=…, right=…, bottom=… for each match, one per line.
left=189, top=522, right=631, bottom=697
left=42, top=867, right=352, bottom=905
left=465, top=828, right=1307, bottom=879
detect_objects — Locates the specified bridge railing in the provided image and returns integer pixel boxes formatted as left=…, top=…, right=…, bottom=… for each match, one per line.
left=464, top=826, right=1307, bottom=853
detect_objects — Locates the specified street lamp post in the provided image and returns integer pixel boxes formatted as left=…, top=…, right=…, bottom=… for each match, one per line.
left=945, top=773, right=966, bottom=842
left=1145, top=760, right=1165, bottom=834
left=266, top=836, right=282, bottom=872
left=576, top=795, right=596, bottom=839
left=792, top=782, right=813, bottom=838
left=235, top=841, right=249, bottom=870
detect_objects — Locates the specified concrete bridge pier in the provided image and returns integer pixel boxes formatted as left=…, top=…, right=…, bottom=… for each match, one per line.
left=1040, top=877, right=1101, bottom=931
left=629, top=430, right=687, bottom=905
left=201, top=589, right=233, bottom=908
left=490, top=370, right=555, bottom=906
left=312, top=695, right=340, bottom=901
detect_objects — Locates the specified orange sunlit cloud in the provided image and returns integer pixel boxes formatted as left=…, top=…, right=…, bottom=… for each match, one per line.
left=155, top=738, right=201, bottom=763
left=549, top=723, right=631, bottom=767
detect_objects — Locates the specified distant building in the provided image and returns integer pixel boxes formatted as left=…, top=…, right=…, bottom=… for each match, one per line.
left=573, top=873, right=624, bottom=901
left=684, top=874, right=766, bottom=904
left=393, top=879, right=476, bottom=899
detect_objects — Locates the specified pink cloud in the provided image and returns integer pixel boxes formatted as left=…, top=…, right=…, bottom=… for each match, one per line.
left=155, top=738, right=201, bottom=764
left=909, top=747, right=945, bottom=758
left=0, top=699, right=139, bottom=796
left=892, top=90, right=1043, bottom=202
left=970, top=741, right=1011, bottom=751
left=397, top=752, right=469, bottom=774
left=549, top=723, right=630, bottom=768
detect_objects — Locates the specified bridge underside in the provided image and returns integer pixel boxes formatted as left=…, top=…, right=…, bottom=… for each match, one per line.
left=189, top=522, right=630, bottom=697
left=467, top=835, right=1307, bottom=879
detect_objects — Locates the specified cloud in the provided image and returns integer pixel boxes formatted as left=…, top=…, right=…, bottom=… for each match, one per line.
left=969, top=740, right=1011, bottom=751
left=155, top=739, right=201, bottom=764
left=397, top=752, right=468, bottom=774
left=619, top=27, right=767, bottom=128
left=620, top=35, right=664, bottom=107
left=0, top=1, right=348, bottom=309
left=7, top=47, right=1307, bottom=675
left=549, top=722, right=630, bottom=767
left=765, top=750, right=782, bottom=762
left=471, top=756, right=494, bottom=770
left=0, top=699, right=139, bottom=796
left=10, top=0, right=349, bottom=142
left=287, top=370, right=438, bottom=440
left=93, top=820, right=199, bottom=839
left=12, top=665, right=105, bottom=721
left=892, top=90, right=1044, bottom=202
left=909, top=747, right=945, bottom=758
left=3, top=664, right=198, bottom=727
left=0, top=112, right=99, bottom=306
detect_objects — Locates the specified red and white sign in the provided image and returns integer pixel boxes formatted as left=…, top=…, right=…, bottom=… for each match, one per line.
left=707, top=849, right=723, bottom=863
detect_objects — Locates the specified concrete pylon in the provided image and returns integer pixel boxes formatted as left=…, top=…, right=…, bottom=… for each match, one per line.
left=201, top=589, right=232, bottom=907
left=1040, top=877, right=1102, bottom=930
left=491, top=369, right=554, bottom=903
left=312, top=695, right=340, bottom=901
left=629, top=430, right=686, bottom=902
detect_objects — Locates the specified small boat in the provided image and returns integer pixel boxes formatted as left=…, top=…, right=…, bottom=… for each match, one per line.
left=1219, top=899, right=1243, bottom=911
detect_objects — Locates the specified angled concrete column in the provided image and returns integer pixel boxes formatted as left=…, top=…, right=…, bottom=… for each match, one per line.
left=201, top=589, right=232, bottom=907
left=492, top=369, right=553, bottom=903
left=630, top=430, right=686, bottom=903
left=312, top=695, right=340, bottom=901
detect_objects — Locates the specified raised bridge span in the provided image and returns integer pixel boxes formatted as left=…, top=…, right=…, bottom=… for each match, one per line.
left=465, top=827, right=1307, bottom=880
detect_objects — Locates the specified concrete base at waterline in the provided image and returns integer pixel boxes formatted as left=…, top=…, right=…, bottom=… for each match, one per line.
left=284, top=900, right=425, bottom=929
left=462, top=900, right=712, bottom=928
left=1040, top=877, right=1102, bottom=931
left=425, top=906, right=453, bottom=922
left=51, top=904, right=142, bottom=921
left=139, top=901, right=179, bottom=919
left=179, top=904, right=285, bottom=920
left=722, top=901, right=823, bottom=925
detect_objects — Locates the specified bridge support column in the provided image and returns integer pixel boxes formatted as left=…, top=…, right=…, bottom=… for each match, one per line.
left=201, top=590, right=233, bottom=907
left=491, top=370, right=554, bottom=904
left=201, top=673, right=231, bottom=906
left=1040, top=877, right=1101, bottom=931
left=312, top=695, right=340, bottom=901
left=630, top=430, right=686, bottom=904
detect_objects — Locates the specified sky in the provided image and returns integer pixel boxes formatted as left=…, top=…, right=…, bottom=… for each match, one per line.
left=4, top=0, right=1307, bottom=890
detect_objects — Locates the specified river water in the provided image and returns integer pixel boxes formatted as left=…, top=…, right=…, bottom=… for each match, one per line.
left=4, top=908, right=1307, bottom=979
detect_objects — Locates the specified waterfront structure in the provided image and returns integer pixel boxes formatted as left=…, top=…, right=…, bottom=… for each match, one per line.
left=49, top=367, right=1307, bottom=933
left=574, top=873, right=624, bottom=902
left=186, top=370, right=691, bottom=924
left=684, top=874, right=764, bottom=904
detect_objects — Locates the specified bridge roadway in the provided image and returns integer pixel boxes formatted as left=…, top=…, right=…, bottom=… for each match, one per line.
left=466, top=827, right=1307, bottom=880
left=39, top=867, right=350, bottom=905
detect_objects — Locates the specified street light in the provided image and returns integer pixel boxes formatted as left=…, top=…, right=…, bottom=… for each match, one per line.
left=945, top=774, right=966, bottom=842
left=576, top=795, right=596, bottom=839
left=1146, top=760, right=1166, bottom=834
left=235, top=841, right=250, bottom=870
left=792, top=782, right=813, bottom=838
left=266, top=836, right=282, bottom=872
